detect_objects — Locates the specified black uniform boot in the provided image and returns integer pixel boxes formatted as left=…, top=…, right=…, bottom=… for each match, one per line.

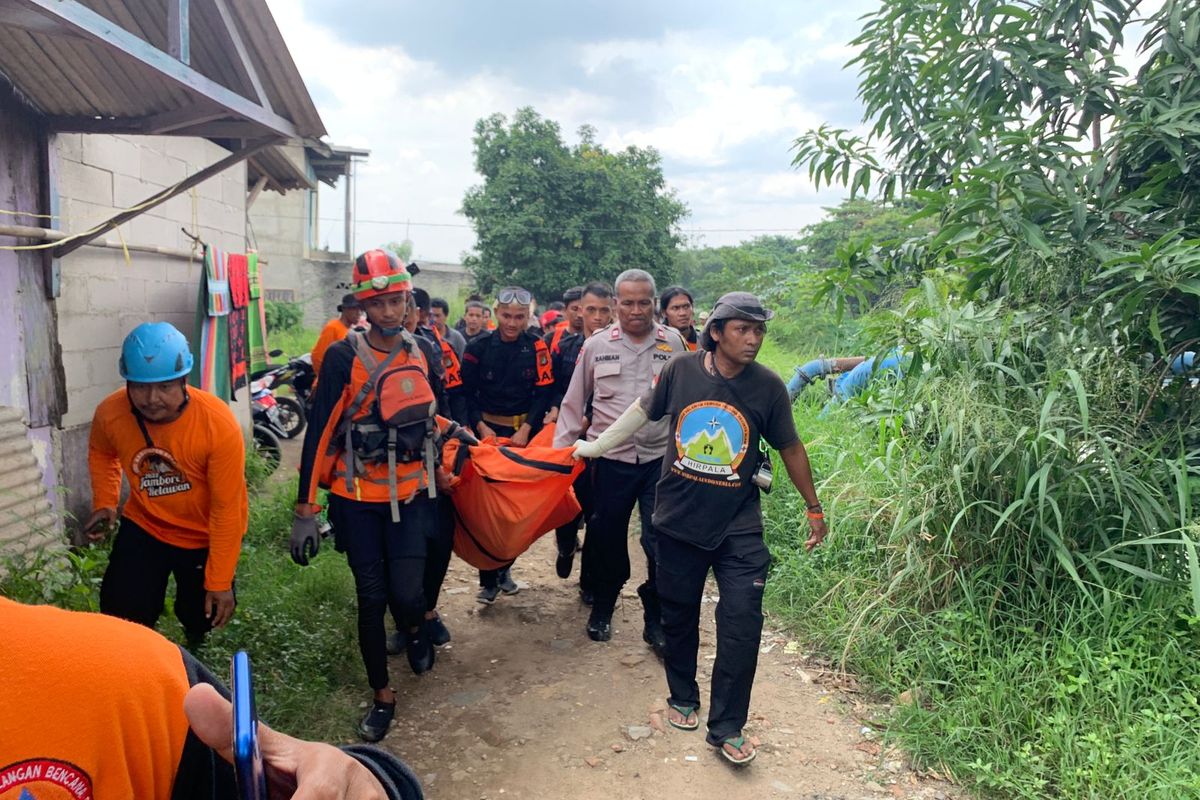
left=587, top=595, right=615, bottom=642
left=638, top=582, right=667, bottom=659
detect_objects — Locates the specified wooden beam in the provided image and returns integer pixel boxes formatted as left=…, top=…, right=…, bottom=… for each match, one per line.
left=168, top=0, right=189, bottom=65
left=246, top=158, right=285, bottom=193
left=13, top=0, right=301, bottom=138
left=52, top=137, right=280, bottom=259
left=212, top=0, right=272, bottom=111
left=144, top=107, right=226, bottom=134
left=245, top=175, right=269, bottom=210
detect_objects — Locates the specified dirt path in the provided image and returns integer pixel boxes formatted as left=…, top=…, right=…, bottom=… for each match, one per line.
left=373, top=532, right=959, bottom=800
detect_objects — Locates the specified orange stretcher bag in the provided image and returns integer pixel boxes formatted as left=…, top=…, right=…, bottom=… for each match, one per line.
left=445, top=424, right=584, bottom=570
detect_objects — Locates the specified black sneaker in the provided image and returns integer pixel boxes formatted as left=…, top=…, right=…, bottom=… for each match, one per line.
left=643, top=619, right=668, bottom=659
left=587, top=609, right=612, bottom=642
left=386, top=630, right=406, bottom=656
left=358, top=700, right=395, bottom=742
left=556, top=539, right=578, bottom=579
left=498, top=567, right=520, bottom=595
left=426, top=615, right=452, bottom=647
left=477, top=585, right=501, bottom=605
left=406, top=633, right=436, bottom=675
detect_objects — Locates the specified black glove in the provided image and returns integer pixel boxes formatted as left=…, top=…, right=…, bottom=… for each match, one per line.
left=290, top=513, right=320, bottom=566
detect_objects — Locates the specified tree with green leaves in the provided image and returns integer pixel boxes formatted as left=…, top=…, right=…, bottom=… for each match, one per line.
left=793, top=0, right=1200, bottom=349
left=382, top=240, right=413, bottom=262
left=461, top=108, right=688, bottom=300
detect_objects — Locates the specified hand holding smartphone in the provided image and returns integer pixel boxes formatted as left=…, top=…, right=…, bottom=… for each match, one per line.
left=231, top=650, right=268, bottom=800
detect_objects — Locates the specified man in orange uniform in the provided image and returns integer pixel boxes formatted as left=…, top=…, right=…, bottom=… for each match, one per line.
left=86, top=322, right=248, bottom=651
left=312, top=293, right=365, bottom=376
left=0, top=596, right=424, bottom=799
left=291, top=250, right=460, bottom=742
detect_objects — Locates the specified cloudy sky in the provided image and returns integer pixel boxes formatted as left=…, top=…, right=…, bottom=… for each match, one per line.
left=264, top=0, right=877, bottom=262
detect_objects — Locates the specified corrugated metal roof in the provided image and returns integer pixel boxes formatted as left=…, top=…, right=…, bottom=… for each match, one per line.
left=0, top=0, right=326, bottom=139
left=249, top=145, right=316, bottom=192
left=0, top=406, right=60, bottom=558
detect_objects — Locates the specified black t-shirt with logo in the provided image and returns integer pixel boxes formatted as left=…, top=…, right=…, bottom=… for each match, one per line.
left=641, top=350, right=799, bottom=548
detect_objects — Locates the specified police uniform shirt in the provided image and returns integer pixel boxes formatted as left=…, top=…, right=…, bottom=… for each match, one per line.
left=553, top=322, right=688, bottom=463
left=461, top=329, right=553, bottom=427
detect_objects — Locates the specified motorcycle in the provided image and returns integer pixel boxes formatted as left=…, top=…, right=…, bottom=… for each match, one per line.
left=249, top=349, right=310, bottom=438
left=250, top=378, right=290, bottom=473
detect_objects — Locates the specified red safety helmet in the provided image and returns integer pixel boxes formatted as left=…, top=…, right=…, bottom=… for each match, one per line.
left=351, top=249, right=412, bottom=301
left=540, top=310, right=563, bottom=329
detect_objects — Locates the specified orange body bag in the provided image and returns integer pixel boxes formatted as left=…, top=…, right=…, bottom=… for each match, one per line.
left=444, top=424, right=583, bottom=570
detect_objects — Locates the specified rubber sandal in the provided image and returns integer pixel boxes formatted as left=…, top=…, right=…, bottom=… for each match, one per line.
left=666, top=701, right=700, bottom=731
left=711, top=734, right=756, bottom=766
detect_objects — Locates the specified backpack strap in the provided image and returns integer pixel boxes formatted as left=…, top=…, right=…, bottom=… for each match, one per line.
left=339, top=329, right=419, bottom=494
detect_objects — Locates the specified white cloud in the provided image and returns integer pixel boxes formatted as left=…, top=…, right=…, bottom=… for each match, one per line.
left=267, top=0, right=858, bottom=260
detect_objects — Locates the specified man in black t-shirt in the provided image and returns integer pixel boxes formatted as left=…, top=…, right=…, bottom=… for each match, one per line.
left=571, top=291, right=828, bottom=767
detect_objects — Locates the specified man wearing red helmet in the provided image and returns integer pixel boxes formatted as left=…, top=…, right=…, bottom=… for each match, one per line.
left=291, top=249, right=463, bottom=742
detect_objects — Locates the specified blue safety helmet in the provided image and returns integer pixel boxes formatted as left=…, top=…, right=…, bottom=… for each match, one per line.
left=119, top=322, right=194, bottom=383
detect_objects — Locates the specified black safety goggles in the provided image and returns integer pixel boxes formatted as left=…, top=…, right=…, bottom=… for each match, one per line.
left=497, top=288, right=532, bottom=305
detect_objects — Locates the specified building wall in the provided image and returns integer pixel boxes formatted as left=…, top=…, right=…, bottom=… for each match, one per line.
left=53, top=133, right=251, bottom=531
left=413, top=262, right=474, bottom=307
left=249, top=183, right=338, bottom=328
left=0, top=86, right=63, bottom=553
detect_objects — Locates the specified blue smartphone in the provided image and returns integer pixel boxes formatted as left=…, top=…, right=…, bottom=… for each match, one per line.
left=231, top=650, right=268, bottom=800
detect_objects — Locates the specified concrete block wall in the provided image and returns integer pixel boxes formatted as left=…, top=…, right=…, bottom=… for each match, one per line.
left=55, top=133, right=248, bottom=428
left=53, top=133, right=251, bottom=530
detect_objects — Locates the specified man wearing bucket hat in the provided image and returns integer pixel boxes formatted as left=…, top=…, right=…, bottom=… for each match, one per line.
left=312, top=293, right=366, bottom=378
left=86, top=321, right=248, bottom=651
left=572, top=291, right=828, bottom=767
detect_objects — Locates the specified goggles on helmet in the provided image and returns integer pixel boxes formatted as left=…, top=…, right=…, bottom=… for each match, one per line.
left=497, top=288, right=532, bottom=305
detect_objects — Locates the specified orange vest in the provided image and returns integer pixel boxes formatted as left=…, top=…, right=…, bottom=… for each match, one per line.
left=548, top=324, right=570, bottom=356
left=534, top=337, right=554, bottom=387
left=431, top=327, right=463, bottom=389
left=307, top=332, right=448, bottom=507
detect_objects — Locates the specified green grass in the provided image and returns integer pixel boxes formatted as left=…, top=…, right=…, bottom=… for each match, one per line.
left=268, top=326, right=321, bottom=359
left=758, top=326, right=1200, bottom=799
left=0, top=458, right=365, bottom=742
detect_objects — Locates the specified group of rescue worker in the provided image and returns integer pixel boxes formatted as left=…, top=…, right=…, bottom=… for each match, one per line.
left=74, top=248, right=828, bottom=769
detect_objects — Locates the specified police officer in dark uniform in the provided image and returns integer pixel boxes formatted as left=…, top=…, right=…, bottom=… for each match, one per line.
left=461, top=286, right=555, bottom=604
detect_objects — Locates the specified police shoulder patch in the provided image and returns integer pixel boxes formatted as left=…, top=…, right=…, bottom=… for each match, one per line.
left=609, top=327, right=621, bottom=340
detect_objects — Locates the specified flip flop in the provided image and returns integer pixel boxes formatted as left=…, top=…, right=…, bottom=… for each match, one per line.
left=712, top=734, right=756, bottom=766
left=666, top=701, right=700, bottom=731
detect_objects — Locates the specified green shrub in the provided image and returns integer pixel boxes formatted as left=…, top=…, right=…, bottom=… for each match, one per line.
left=264, top=299, right=303, bottom=333
left=761, top=284, right=1200, bottom=798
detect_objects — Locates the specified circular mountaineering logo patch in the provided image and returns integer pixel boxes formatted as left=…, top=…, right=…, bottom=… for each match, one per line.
left=673, top=401, right=750, bottom=485
left=0, top=759, right=94, bottom=800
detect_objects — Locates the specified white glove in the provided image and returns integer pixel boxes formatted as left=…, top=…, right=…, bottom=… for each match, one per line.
left=570, top=401, right=649, bottom=460
left=572, top=439, right=603, bottom=460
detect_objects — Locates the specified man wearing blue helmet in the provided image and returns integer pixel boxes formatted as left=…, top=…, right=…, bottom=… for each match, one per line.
left=85, top=321, right=248, bottom=650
